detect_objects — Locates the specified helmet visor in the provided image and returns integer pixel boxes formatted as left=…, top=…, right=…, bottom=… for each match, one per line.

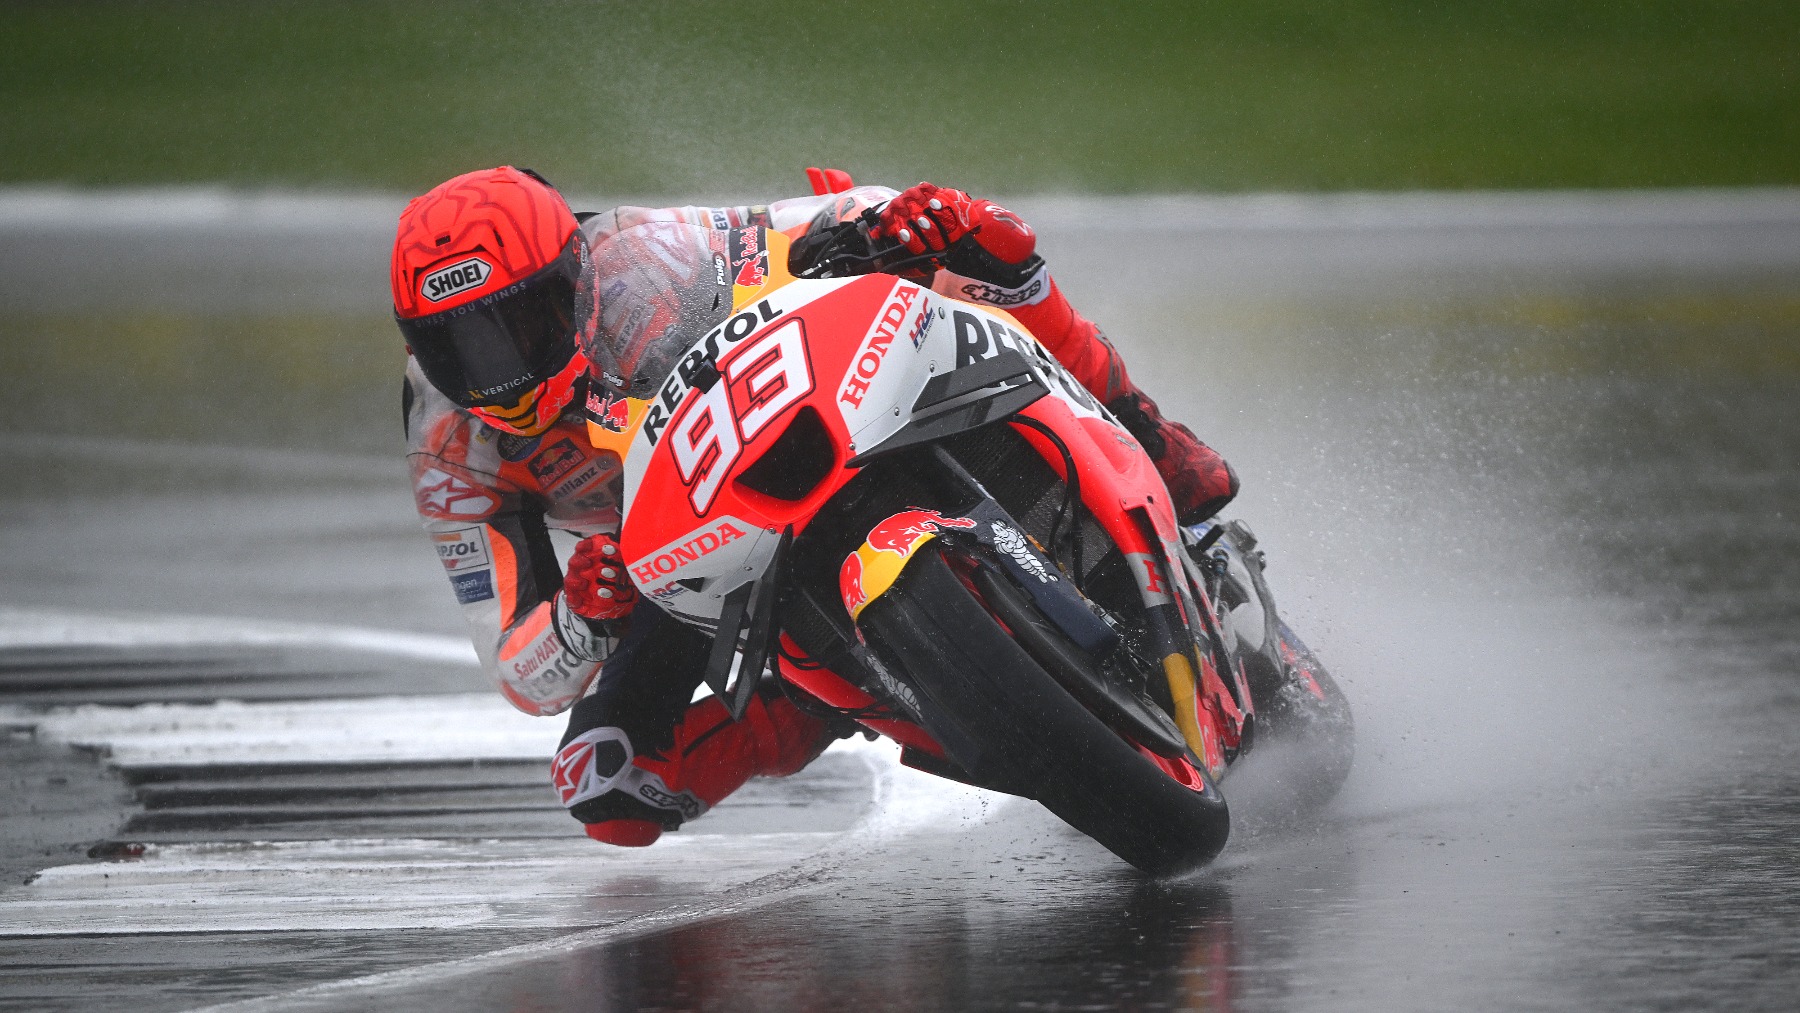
left=398, top=234, right=593, bottom=408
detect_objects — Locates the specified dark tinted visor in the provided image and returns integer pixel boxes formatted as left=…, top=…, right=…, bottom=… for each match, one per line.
left=398, top=234, right=592, bottom=408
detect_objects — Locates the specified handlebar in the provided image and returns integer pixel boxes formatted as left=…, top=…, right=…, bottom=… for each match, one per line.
left=790, top=207, right=946, bottom=280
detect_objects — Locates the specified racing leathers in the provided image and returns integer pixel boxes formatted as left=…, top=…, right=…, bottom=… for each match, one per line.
left=405, top=184, right=1236, bottom=845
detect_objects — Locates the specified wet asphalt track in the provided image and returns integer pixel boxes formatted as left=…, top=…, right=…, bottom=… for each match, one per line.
left=1, top=188, right=1797, bottom=1011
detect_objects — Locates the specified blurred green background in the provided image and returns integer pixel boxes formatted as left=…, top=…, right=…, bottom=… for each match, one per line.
left=4, top=0, right=1796, bottom=193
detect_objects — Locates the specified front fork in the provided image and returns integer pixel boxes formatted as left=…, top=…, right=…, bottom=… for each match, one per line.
left=909, top=444, right=1252, bottom=778
left=1128, top=510, right=1254, bottom=779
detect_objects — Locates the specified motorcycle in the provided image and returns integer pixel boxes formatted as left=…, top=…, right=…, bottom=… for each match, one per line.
left=582, top=216, right=1353, bottom=874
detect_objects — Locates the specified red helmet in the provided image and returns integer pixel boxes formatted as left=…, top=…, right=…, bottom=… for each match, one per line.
left=392, top=166, right=596, bottom=436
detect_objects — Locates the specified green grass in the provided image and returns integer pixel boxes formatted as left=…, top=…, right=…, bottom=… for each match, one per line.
left=3, top=0, right=1796, bottom=194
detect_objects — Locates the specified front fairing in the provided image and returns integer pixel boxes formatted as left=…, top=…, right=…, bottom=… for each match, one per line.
left=591, top=227, right=1187, bottom=638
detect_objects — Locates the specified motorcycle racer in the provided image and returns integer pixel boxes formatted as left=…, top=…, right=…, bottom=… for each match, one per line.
left=391, top=165, right=1237, bottom=847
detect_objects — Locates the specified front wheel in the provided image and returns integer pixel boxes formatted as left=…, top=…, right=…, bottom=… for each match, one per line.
left=861, top=547, right=1231, bottom=875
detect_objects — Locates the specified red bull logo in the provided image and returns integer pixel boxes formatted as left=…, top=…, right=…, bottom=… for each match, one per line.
left=839, top=551, right=869, bottom=617
left=866, top=509, right=977, bottom=554
left=839, top=509, right=977, bottom=620
left=584, top=389, right=644, bottom=450
left=731, top=229, right=768, bottom=288
left=594, top=394, right=632, bottom=433
left=734, top=249, right=768, bottom=288
left=526, top=438, right=583, bottom=485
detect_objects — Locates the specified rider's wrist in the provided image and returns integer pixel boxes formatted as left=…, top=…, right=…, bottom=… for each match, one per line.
left=938, top=253, right=1051, bottom=309
left=552, top=592, right=620, bottom=664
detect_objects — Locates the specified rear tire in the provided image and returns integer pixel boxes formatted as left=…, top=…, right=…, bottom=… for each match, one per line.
left=862, top=547, right=1231, bottom=875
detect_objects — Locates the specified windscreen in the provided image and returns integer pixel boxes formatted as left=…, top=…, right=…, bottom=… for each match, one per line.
left=580, top=220, right=732, bottom=398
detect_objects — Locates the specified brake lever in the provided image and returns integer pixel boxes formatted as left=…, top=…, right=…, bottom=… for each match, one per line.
left=794, top=207, right=945, bottom=279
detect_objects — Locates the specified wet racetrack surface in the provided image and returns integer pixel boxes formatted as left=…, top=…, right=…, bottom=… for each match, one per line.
left=0, top=189, right=1795, bottom=1010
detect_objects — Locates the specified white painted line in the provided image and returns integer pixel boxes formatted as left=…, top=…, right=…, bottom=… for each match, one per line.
left=6, top=693, right=553, bottom=766
left=0, top=607, right=478, bottom=667
left=0, top=609, right=1013, bottom=1002
left=3, top=738, right=997, bottom=941
left=1, top=832, right=846, bottom=936
left=180, top=738, right=1012, bottom=1013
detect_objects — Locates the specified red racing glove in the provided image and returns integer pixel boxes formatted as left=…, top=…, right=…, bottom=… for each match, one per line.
left=874, top=182, right=1037, bottom=266
left=553, top=534, right=638, bottom=663
left=565, top=534, right=637, bottom=621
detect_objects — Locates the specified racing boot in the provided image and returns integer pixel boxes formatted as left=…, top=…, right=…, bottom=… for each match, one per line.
left=1107, top=388, right=1239, bottom=525
left=553, top=682, right=835, bottom=847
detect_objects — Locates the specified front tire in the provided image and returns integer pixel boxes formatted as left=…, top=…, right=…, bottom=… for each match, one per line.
left=862, top=547, right=1231, bottom=875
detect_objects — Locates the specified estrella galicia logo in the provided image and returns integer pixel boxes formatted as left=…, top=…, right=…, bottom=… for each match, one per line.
left=450, top=568, right=495, bottom=604
left=496, top=433, right=541, bottom=461
left=421, top=257, right=492, bottom=303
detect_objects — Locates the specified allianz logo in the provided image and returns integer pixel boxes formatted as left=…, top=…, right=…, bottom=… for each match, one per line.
left=421, top=257, right=492, bottom=302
